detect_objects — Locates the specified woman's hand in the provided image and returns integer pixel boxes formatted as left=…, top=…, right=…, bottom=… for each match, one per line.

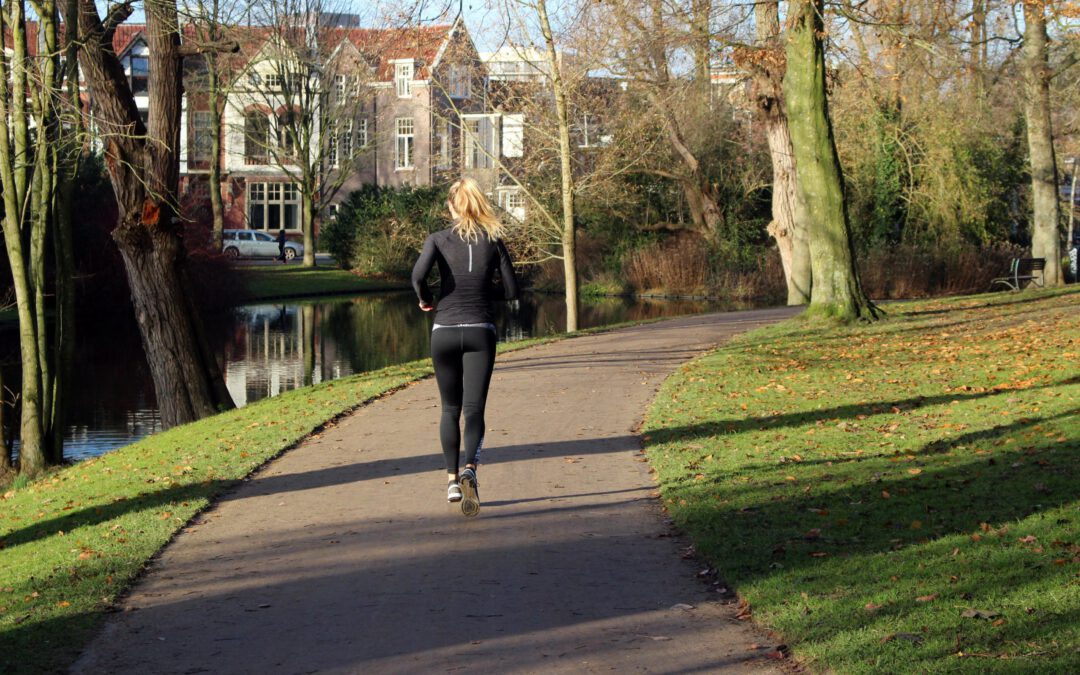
left=419, top=301, right=436, bottom=312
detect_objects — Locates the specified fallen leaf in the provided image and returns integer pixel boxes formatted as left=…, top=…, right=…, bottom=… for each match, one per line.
left=916, top=593, right=938, bottom=602
left=961, top=608, right=999, bottom=620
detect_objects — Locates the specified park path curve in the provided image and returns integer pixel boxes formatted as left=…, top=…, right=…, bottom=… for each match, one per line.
left=74, top=306, right=800, bottom=675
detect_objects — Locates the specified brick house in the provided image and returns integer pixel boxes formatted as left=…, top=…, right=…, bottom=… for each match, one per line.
left=171, top=16, right=523, bottom=238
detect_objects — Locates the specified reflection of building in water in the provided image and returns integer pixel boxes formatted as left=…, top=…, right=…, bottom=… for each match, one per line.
left=224, top=304, right=356, bottom=407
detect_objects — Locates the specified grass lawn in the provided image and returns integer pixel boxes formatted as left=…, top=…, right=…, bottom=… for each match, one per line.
left=642, top=287, right=1080, bottom=673
left=235, top=265, right=409, bottom=302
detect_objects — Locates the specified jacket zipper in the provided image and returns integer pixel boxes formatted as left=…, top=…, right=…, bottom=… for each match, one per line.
left=468, top=244, right=473, bottom=272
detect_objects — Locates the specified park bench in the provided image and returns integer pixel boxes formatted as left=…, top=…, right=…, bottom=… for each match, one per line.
left=990, top=257, right=1045, bottom=291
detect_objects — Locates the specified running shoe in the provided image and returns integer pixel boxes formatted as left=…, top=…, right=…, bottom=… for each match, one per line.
left=447, top=481, right=463, bottom=503
left=459, top=468, right=480, bottom=517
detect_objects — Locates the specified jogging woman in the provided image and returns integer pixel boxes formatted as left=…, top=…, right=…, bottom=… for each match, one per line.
left=411, top=178, right=519, bottom=516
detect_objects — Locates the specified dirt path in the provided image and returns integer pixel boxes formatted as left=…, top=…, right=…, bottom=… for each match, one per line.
left=73, top=307, right=800, bottom=674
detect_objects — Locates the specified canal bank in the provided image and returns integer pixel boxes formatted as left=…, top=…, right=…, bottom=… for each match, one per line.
left=2, top=291, right=754, bottom=460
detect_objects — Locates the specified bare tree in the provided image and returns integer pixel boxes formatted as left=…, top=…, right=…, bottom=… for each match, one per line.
left=181, top=0, right=249, bottom=248
left=233, top=0, right=376, bottom=267
left=63, top=0, right=236, bottom=427
left=604, top=0, right=727, bottom=240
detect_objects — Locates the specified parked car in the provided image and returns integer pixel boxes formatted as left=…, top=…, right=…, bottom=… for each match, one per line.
left=222, top=229, right=303, bottom=260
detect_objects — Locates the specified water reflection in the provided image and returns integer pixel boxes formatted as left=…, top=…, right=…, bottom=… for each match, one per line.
left=2, top=291, right=748, bottom=460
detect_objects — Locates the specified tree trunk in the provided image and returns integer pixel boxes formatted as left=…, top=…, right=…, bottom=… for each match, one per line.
left=49, top=0, right=82, bottom=464
left=538, top=0, right=578, bottom=331
left=692, top=0, right=711, bottom=97
left=208, top=61, right=225, bottom=247
left=751, top=0, right=810, bottom=305
left=784, top=0, right=878, bottom=321
left=0, top=0, right=49, bottom=476
left=302, top=189, right=317, bottom=267
left=1022, top=2, right=1064, bottom=287
left=67, top=0, right=235, bottom=429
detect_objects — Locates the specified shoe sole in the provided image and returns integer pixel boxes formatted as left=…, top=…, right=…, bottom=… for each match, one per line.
left=460, top=474, right=480, bottom=517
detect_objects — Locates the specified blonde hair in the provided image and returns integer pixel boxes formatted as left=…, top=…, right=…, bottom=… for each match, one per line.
left=448, top=178, right=505, bottom=242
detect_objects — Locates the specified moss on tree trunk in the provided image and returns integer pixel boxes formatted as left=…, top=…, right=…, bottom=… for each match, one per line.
left=784, top=0, right=878, bottom=322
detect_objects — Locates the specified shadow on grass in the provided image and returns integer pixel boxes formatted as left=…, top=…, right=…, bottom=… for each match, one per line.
left=657, top=408, right=1079, bottom=587
left=646, top=375, right=1078, bottom=447
left=654, top=408, right=1079, bottom=665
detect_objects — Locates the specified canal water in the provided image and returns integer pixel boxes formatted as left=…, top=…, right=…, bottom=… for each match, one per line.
left=2, top=291, right=744, bottom=460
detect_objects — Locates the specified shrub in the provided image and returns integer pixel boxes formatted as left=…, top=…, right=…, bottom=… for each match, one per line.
left=326, top=185, right=449, bottom=278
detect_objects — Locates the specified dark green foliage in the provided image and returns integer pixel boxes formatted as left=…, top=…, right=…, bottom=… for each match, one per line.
left=322, top=185, right=449, bottom=277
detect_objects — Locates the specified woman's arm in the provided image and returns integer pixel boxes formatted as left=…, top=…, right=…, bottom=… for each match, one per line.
left=496, top=240, right=519, bottom=301
left=412, top=235, right=437, bottom=307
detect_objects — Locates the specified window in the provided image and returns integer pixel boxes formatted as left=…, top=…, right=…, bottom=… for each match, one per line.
left=276, top=110, right=296, bottom=157
left=340, top=119, right=353, bottom=161
left=352, top=75, right=362, bottom=96
left=395, top=62, right=413, bottom=98
left=192, top=111, right=213, bottom=162
left=396, top=117, right=414, bottom=169
left=435, top=118, right=451, bottom=170
left=265, top=72, right=284, bottom=91
left=335, top=74, right=347, bottom=99
left=464, top=117, right=493, bottom=169
left=502, top=114, right=523, bottom=158
left=129, top=55, right=149, bottom=95
left=244, top=111, right=270, bottom=164
left=357, top=118, right=368, bottom=147
left=247, top=72, right=262, bottom=87
left=447, top=64, right=470, bottom=98
left=248, top=182, right=300, bottom=230
left=500, top=189, right=526, bottom=222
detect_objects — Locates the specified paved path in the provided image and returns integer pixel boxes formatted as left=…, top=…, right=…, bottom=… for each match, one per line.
left=74, top=307, right=800, bottom=674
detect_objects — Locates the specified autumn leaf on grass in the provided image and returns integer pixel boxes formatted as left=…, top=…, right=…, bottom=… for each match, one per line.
left=961, top=608, right=1000, bottom=620
left=915, top=593, right=938, bottom=602
left=735, top=598, right=752, bottom=620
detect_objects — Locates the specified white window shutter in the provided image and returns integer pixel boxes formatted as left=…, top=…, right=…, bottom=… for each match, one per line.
left=502, top=114, right=523, bottom=158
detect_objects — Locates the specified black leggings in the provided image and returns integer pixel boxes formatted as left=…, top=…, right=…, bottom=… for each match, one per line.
left=431, top=326, right=496, bottom=475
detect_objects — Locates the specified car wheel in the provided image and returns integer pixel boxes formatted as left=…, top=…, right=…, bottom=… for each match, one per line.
left=284, top=248, right=297, bottom=260
left=224, top=246, right=240, bottom=259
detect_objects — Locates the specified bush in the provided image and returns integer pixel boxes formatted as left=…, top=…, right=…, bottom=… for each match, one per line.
left=324, top=185, right=449, bottom=278
left=858, top=242, right=1025, bottom=299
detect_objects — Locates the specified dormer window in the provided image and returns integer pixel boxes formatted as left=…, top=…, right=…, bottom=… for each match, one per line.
left=122, top=41, right=150, bottom=96
left=395, top=61, right=413, bottom=98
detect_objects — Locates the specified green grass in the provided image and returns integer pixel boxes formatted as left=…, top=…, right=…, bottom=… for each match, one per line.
left=642, top=287, right=1080, bottom=673
left=236, top=265, right=409, bottom=302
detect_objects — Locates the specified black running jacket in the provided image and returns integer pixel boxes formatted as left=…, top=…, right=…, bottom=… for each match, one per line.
left=411, top=228, right=520, bottom=325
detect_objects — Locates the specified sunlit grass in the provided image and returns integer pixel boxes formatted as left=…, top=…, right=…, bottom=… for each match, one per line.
left=643, top=287, right=1080, bottom=673
left=236, top=265, right=409, bottom=302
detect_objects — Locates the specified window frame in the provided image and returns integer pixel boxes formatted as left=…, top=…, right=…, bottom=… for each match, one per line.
left=247, top=181, right=301, bottom=231
left=395, top=62, right=414, bottom=98
left=395, top=117, right=415, bottom=170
